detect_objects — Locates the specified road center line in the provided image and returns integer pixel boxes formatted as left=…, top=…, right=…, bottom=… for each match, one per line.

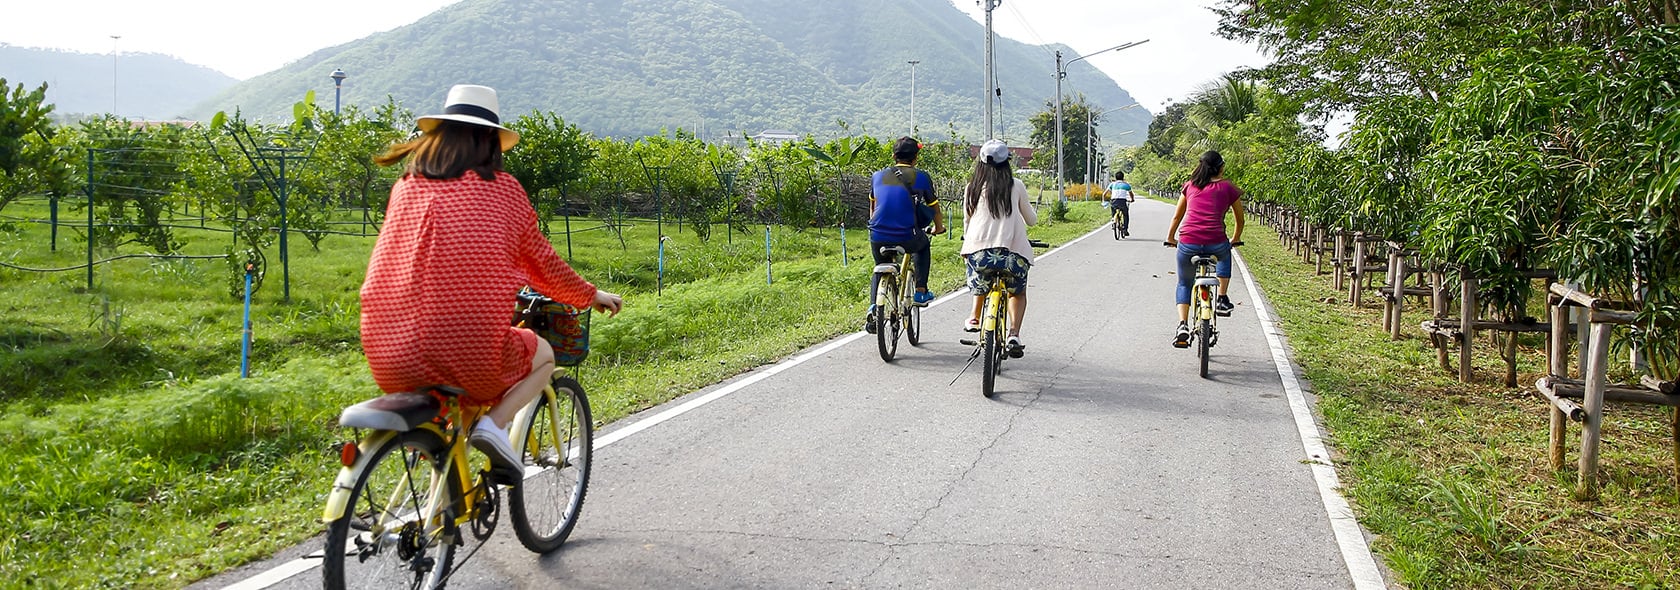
left=1234, top=250, right=1388, bottom=590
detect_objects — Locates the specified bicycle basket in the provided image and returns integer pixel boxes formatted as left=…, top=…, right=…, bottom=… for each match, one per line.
left=514, top=291, right=591, bottom=367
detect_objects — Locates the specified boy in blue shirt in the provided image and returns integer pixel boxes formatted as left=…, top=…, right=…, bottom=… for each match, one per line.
left=865, top=137, right=945, bottom=332
left=1105, top=171, right=1134, bottom=237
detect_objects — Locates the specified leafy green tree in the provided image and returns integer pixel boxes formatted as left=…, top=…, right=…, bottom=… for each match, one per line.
left=309, top=99, right=409, bottom=232
left=77, top=115, right=188, bottom=253
left=506, top=111, right=596, bottom=233
left=1028, top=95, right=1093, bottom=183
left=0, top=79, right=71, bottom=214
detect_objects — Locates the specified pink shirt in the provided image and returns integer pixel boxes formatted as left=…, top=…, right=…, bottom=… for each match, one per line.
left=1176, top=179, right=1242, bottom=245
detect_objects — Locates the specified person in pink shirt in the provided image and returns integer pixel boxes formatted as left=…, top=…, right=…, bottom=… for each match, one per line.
left=1163, top=150, right=1245, bottom=348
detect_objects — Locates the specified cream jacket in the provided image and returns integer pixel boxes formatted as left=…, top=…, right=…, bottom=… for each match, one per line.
left=959, top=178, right=1038, bottom=262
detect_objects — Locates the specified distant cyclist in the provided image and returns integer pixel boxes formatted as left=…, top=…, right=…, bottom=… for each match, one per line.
left=1105, top=171, right=1135, bottom=237
left=1164, top=150, right=1245, bottom=348
left=865, top=136, right=946, bottom=333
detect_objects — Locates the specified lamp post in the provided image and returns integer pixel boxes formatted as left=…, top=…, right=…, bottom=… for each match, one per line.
left=908, top=60, right=920, bottom=135
left=1087, top=103, right=1140, bottom=187
left=330, top=69, right=347, bottom=116
left=109, top=35, right=121, bottom=116
left=1056, top=40, right=1148, bottom=205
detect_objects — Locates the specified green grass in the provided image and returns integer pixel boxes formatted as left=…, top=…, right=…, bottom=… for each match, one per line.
left=0, top=198, right=1107, bottom=587
left=1240, top=223, right=1680, bottom=589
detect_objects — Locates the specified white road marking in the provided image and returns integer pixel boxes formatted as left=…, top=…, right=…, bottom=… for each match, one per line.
left=1234, top=250, right=1388, bottom=590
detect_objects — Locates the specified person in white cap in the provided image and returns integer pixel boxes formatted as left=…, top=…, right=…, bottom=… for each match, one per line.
left=360, top=84, right=623, bottom=483
left=959, top=139, right=1037, bottom=357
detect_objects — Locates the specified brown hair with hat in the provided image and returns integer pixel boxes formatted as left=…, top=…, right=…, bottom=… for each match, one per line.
left=375, top=84, right=521, bottom=180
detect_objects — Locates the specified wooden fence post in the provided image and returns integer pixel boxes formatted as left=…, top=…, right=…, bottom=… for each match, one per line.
left=1548, top=301, right=1570, bottom=470
left=1332, top=231, right=1347, bottom=292
left=1460, top=275, right=1477, bottom=382
left=1576, top=322, right=1612, bottom=500
left=1351, top=237, right=1367, bottom=307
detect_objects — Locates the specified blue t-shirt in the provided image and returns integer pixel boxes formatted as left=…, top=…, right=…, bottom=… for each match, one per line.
left=869, top=165, right=937, bottom=242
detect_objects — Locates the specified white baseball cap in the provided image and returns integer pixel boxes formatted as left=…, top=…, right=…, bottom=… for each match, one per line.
left=979, top=139, right=1011, bottom=165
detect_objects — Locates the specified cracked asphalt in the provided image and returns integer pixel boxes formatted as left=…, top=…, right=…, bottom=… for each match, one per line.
left=210, top=199, right=1357, bottom=589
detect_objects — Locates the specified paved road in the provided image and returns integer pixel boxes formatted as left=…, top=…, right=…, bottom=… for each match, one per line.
left=205, top=199, right=1376, bottom=589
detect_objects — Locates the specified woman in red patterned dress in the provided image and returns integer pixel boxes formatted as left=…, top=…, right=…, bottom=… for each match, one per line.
left=360, top=84, right=623, bottom=477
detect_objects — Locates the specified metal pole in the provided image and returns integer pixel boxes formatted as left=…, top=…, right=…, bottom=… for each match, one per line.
left=1055, top=50, right=1065, bottom=206
left=1055, top=41, right=1150, bottom=206
left=765, top=225, right=773, bottom=285
left=908, top=60, right=920, bottom=135
left=241, top=264, right=253, bottom=378
left=86, top=148, right=94, bottom=291
left=983, top=0, right=999, bottom=138
left=278, top=155, right=291, bottom=302
left=49, top=195, right=58, bottom=251
left=331, top=69, right=347, bottom=116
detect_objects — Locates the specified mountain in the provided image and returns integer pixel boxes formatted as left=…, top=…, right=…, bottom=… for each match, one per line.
left=0, top=44, right=238, bottom=120
left=194, top=0, right=1151, bottom=144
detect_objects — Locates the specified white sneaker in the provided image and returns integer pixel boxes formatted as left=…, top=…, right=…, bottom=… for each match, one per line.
left=470, top=416, right=522, bottom=483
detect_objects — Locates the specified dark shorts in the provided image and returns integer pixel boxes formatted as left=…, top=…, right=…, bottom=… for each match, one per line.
left=964, top=248, right=1030, bottom=295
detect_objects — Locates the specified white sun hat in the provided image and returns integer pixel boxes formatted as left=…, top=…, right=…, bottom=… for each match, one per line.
left=416, top=84, right=520, bottom=151
left=980, top=138, right=1012, bottom=165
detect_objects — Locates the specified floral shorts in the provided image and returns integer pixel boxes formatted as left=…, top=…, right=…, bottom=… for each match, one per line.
left=964, top=247, right=1031, bottom=295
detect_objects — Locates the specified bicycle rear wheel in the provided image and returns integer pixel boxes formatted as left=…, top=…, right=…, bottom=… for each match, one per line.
left=1113, top=213, right=1122, bottom=240
left=509, top=375, right=594, bottom=553
left=875, top=274, right=899, bottom=362
left=323, top=430, right=457, bottom=590
left=1198, top=318, right=1212, bottom=379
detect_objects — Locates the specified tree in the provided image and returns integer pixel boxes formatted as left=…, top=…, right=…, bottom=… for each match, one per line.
left=505, top=111, right=596, bottom=233
left=1027, top=94, right=1093, bottom=183
left=0, top=79, right=71, bottom=214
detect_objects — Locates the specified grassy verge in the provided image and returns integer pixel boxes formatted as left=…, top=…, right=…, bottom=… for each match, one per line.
left=1240, top=224, right=1679, bottom=589
left=0, top=200, right=1106, bottom=587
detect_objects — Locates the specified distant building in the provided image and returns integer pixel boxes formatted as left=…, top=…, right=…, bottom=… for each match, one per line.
left=752, top=129, right=800, bottom=144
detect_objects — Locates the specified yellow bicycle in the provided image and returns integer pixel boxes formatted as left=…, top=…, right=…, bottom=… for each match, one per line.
left=321, top=291, right=593, bottom=589
left=872, top=245, right=923, bottom=361
left=957, top=240, right=1045, bottom=397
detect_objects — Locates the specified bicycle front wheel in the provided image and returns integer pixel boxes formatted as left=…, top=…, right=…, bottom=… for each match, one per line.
left=323, top=430, right=457, bottom=590
left=509, top=375, right=594, bottom=553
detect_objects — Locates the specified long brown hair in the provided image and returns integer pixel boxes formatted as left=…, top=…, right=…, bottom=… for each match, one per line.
left=964, top=157, right=1014, bottom=218
left=374, top=121, right=503, bottom=180
left=1188, top=150, right=1225, bottom=189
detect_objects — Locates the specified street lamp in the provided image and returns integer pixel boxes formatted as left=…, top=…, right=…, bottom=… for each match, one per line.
left=1087, top=103, right=1140, bottom=187
left=1056, top=40, right=1148, bottom=205
left=907, top=60, right=920, bottom=135
left=110, top=35, right=121, bottom=116
left=330, top=69, right=347, bottom=116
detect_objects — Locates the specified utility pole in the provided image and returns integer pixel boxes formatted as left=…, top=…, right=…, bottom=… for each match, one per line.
left=908, top=60, right=920, bottom=135
left=981, top=0, right=1001, bottom=138
left=1055, top=40, right=1148, bottom=206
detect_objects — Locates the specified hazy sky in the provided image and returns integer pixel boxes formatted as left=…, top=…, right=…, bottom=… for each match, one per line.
left=1, top=0, right=1266, bottom=111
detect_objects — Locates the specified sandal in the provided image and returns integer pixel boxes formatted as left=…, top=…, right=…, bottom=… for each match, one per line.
left=964, top=318, right=981, bottom=332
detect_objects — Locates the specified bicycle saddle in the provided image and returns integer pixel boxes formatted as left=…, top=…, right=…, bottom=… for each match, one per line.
left=339, top=387, right=458, bottom=431
left=1191, top=255, right=1219, bottom=265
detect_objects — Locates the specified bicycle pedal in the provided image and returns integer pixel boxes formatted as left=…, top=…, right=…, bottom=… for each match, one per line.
left=959, top=339, right=978, bottom=346
left=484, top=467, right=521, bottom=487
